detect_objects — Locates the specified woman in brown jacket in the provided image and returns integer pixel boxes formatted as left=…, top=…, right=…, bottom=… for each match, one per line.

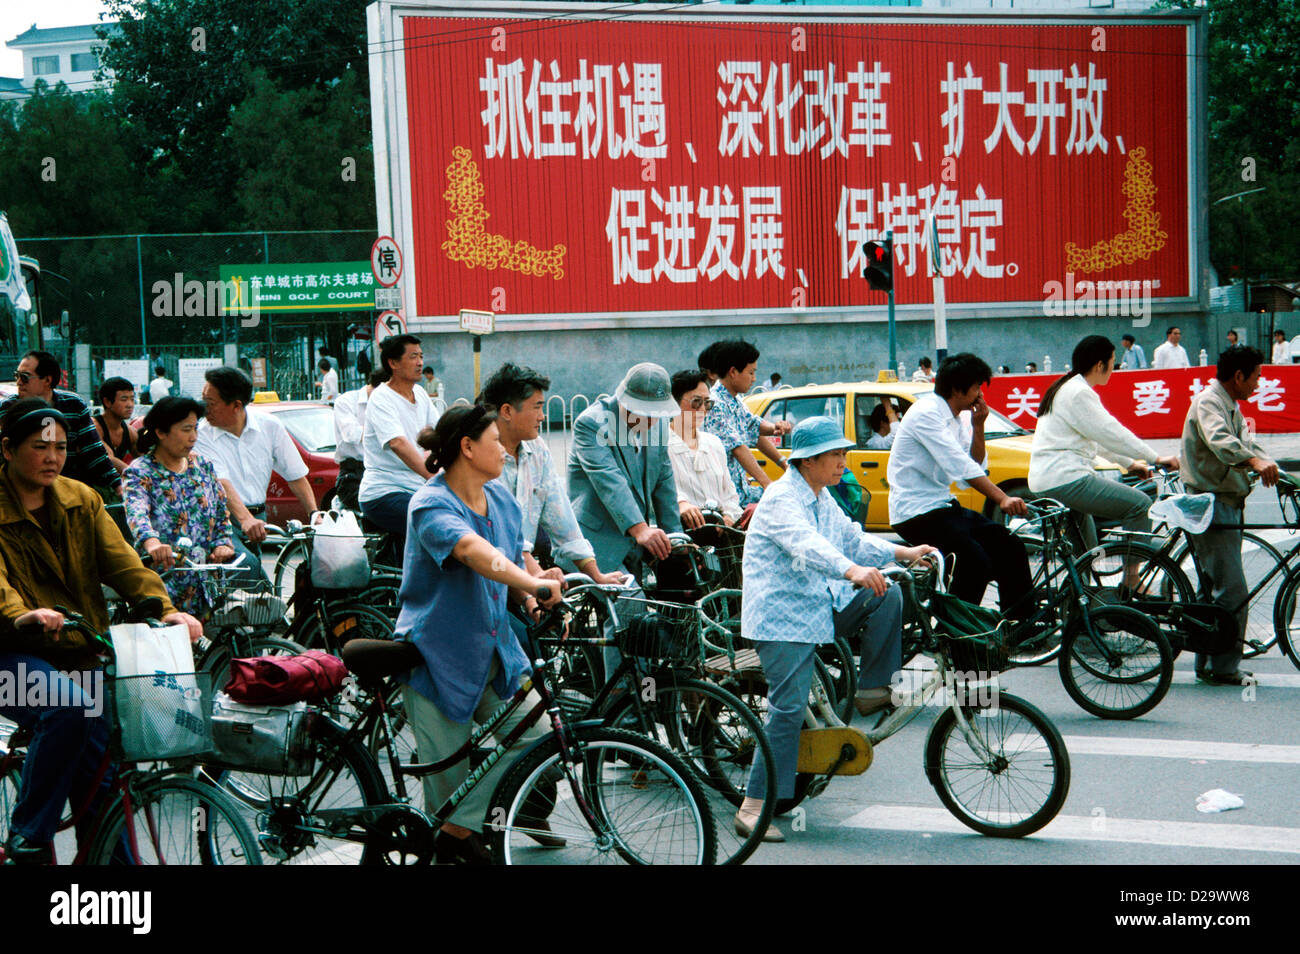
left=0, top=398, right=202, bottom=864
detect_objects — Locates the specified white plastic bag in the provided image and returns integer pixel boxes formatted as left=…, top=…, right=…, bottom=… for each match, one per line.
left=110, top=622, right=210, bottom=760
left=1196, top=788, right=1245, bottom=814
left=1150, top=493, right=1216, bottom=534
left=310, top=509, right=371, bottom=589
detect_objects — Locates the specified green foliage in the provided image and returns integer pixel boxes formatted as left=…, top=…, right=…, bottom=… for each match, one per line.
left=1160, top=0, right=1300, bottom=281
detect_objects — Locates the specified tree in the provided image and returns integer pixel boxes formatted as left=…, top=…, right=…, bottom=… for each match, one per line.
left=99, top=0, right=373, bottom=231
left=227, top=68, right=374, bottom=230
left=1160, top=0, right=1300, bottom=281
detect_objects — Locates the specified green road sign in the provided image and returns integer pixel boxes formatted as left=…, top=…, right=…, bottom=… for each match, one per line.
left=219, top=262, right=375, bottom=312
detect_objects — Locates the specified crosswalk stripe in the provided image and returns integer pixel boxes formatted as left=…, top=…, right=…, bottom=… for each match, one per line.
left=1170, top=670, right=1300, bottom=688
left=840, top=805, right=1300, bottom=854
left=1055, top=735, right=1300, bottom=764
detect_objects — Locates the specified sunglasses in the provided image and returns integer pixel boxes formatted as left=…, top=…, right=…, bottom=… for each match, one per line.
left=688, top=397, right=715, bottom=410
left=14, top=371, right=36, bottom=384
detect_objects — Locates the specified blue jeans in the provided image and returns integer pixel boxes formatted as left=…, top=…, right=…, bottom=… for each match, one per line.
left=0, top=653, right=114, bottom=847
left=744, top=641, right=818, bottom=802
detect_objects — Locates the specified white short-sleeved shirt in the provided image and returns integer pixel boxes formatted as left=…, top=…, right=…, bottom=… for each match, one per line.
left=886, top=392, right=987, bottom=525
left=149, top=377, right=173, bottom=402
left=359, top=382, right=440, bottom=503
left=320, top=368, right=339, bottom=403
left=196, top=409, right=308, bottom=508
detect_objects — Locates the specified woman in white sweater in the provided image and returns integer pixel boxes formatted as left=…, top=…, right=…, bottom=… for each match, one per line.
left=1028, top=335, right=1179, bottom=579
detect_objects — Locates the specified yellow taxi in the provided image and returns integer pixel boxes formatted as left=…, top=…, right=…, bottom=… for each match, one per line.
left=743, top=380, right=1116, bottom=530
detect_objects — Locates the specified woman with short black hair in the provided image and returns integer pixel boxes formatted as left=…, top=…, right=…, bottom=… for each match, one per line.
left=123, top=396, right=238, bottom=618
left=395, top=404, right=562, bottom=863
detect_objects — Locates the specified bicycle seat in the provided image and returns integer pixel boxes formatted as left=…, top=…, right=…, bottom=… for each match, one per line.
left=340, top=638, right=422, bottom=683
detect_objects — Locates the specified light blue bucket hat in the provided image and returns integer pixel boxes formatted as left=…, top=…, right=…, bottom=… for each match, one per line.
left=787, top=416, right=854, bottom=460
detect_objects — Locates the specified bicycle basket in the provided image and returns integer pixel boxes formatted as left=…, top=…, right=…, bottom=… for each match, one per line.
left=613, top=603, right=698, bottom=663
left=208, top=580, right=289, bottom=631
left=108, top=670, right=213, bottom=762
left=928, top=591, right=1010, bottom=673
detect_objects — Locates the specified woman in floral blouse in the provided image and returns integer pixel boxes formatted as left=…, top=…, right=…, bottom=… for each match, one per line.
left=123, top=396, right=237, bottom=619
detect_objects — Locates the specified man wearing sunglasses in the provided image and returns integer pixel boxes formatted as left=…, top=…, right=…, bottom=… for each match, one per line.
left=0, top=352, right=120, bottom=496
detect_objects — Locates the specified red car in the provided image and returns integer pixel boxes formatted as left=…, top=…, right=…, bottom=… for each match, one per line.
left=257, top=401, right=340, bottom=526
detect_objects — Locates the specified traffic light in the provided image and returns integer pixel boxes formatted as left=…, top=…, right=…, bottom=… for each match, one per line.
left=862, top=239, right=893, bottom=292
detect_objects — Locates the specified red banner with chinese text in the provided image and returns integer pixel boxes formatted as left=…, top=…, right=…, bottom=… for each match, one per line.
left=984, top=366, right=1300, bottom=440
left=395, top=13, right=1194, bottom=319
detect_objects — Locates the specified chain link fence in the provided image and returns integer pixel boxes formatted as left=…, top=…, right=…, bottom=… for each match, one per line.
left=16, top=229, right=375, bottom=398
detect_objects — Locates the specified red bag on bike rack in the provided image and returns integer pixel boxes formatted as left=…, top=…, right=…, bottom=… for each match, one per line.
left=224, top=650, right=348, bottom=705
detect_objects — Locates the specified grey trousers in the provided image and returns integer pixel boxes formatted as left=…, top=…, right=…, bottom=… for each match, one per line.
left=402, top=657, right=550, bottom=828
left=833, top=585, right=904, bottom=690
left=1185, top=498, right=1247, bottom=675
left=1036, top=473, right=1151, bottom=551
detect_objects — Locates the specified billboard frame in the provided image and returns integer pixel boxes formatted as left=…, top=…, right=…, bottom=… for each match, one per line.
left=367, top=0, right=1208, bottom=333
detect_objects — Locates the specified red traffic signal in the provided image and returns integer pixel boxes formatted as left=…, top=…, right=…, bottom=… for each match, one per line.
left=862, top=240, right=893, bottom=292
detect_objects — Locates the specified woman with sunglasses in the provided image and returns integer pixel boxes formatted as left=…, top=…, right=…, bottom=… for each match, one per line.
left=668, top=369, right=741, bottom=529
left=395, top=404, right=563, bottom=864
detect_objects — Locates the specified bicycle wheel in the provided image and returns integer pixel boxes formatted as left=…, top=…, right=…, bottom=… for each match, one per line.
left=203, top=716, right=388, bottom=865
left=88, top=775, right=263, bottom=864
left=602, top=676, right=776, bottom=866
left=293, top=602, right=395, bottom=652
left=0, top=750, right=20, bottom=849
left=1178, top=531, right=1283, bottom=658
left=199, top=634, right=306, bottom=697
left=1058, top=606, right=1173, bottom=719
left=924, top=691, right=1069, bottom=838
left=272, top=539, right=310, bottom=602
left=486, top=726, right=716, bottom=865
left=1271, top=567, right=1300, bottom=671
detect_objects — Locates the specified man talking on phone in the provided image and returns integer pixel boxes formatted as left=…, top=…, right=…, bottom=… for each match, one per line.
left=887, top=354, right=1035, bottom=619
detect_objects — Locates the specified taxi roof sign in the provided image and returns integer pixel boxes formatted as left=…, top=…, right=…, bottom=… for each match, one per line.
left=876, top=369, right=898, bottom=383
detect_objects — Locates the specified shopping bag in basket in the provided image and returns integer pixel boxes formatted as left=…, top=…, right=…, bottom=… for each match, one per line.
left=109, top=622, right=209, bottom=761
left=310, top=510, right=371, bottom=589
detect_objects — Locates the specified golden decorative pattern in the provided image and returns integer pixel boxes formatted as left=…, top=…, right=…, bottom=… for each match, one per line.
left=1064, top=147, right=1168, bottom=274
left=441, top=146, right=566, bottom=280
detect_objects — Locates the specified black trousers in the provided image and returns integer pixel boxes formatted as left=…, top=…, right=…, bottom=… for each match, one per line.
left=335, top=458, right=364, bottom=511
left=895, top=502, right=1032, bottom=615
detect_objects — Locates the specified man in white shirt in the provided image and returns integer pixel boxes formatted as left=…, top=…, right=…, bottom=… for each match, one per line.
left=482, top=362, right=626, bottom=587
left=863, top=400, right=899, bottom=450
left=1151, top=326, right=1190, bottom=369
left=359, top=334, right=439, bottom=555
left=887, top=354, right=1032, bottom=617
left=197, top=366, right=316, bottom=579
left=333, top=371, right=377, bottom=511
left=148, top=366, right=172, bottom=403
left=911, top=357, right=934, bottom=383
left=1119, top=334, right=1148, bottom=370
left=1272, top=330, right=1291, bottom=365
left=317, top=359, right=339, bottom=404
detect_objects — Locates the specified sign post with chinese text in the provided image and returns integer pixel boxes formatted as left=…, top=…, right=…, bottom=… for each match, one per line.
left=460, top=309, right=496, bottom=397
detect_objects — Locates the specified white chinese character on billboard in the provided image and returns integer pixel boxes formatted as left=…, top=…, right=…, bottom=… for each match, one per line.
left=1133, top=380, right=1171, bottom=417
left=1248, top=377, right=1286, bottom=413
left=1004, top=387, right=1041, bottom=422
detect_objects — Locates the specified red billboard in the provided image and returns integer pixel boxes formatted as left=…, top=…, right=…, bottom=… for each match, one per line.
left=373, top=6, right=1200, bottom=323
left=985, top=367, right=1300, bottom=440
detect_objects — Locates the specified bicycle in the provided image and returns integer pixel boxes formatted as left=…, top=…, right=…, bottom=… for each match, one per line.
left=201, top=584, right=719, bottom=865
left=965, top=501, right=1179, bottom=719
left=529, top=574, right=778, bottom=866
left=720, top=556, right=1071, bottom=838
left=0, top=607, right=262, bottom=865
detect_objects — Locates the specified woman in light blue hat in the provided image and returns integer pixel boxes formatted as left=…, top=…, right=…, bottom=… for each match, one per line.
left=734, top=416, right=936, bottom=842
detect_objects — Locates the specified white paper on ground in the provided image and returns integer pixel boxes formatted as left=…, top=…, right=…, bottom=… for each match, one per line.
left=1196, top=788, right=1245, bottom=814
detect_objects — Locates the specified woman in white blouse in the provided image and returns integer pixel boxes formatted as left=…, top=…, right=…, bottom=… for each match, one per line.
left=1028, top=335, right=1179, bottom=583
left=668, top=370, right=742, bottom=527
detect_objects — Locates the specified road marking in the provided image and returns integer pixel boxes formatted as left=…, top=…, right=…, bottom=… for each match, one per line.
left=1054, top=735, right=1300, bottom=764
left=1171, top=669, right=1300, bottom=688
left=840, top=805, right=1300, bottom=854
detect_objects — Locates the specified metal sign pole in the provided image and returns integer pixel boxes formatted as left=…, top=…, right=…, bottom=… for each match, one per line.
left=473, top=334, right=482, bottom=398
left=886, top=230, right=897, bottom=372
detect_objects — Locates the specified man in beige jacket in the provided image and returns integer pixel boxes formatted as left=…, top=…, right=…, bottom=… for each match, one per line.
left=1180, top=345, right=1278, bottom=684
